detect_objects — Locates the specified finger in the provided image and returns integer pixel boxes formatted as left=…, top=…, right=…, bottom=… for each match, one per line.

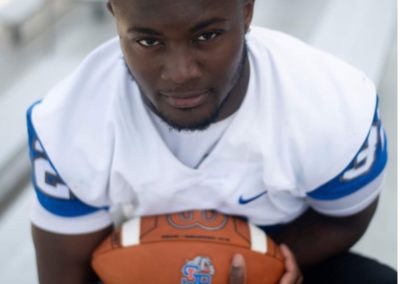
left=280, top=272, right=303, bottom=284
left=279, top=244, right=303, bottom=284
left=230, top=254, right=246, bottom=284
left=280, top=244, right=296, bottom=272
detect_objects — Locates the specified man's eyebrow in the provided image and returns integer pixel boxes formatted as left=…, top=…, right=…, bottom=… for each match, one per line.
left=127, top=18, right=227, bottom=36
left=127, top=26, right=163, bottom=36
left=190, top=18, right=227, bottom=33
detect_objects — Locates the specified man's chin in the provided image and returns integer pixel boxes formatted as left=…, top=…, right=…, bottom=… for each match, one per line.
left=155, top=111, right=217, bottom=132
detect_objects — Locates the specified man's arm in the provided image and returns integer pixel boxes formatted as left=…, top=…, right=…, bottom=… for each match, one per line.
left=269, top=197, right=378, bottom=269
left=32, top=224, right=112, bottom=284
left=272, top=101, right=386, bottom=270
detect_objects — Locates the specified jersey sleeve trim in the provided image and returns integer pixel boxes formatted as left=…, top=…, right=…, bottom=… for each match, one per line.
left=27, top=101, right=108, bottom=218
left=306, top=98, right=387, bottom=201
left=306, top=171, right=383, bottom=216
left=31, top=197, right=113, bottom=235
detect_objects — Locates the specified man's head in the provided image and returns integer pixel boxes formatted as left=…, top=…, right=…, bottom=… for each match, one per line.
left=107, top=0, right=254, bottom=130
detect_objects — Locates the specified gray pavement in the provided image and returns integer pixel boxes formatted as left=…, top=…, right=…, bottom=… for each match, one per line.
left=0, top=1, right=397, bottom=282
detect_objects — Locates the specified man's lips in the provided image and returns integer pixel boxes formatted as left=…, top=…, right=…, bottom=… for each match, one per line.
left=161, top=90, right=209, bottom=109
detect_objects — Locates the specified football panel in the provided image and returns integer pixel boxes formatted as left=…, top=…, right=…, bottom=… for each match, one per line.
left=123, top=212, right=252, bottom=249
left=92, top=241, right=284, bottom=284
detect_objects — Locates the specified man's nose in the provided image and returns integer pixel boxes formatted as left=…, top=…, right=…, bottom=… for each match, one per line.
left=161, top=48, right=202, bottom=84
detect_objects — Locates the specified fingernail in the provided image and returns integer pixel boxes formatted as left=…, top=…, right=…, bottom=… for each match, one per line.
left=232, top=254, right=244, bottom=267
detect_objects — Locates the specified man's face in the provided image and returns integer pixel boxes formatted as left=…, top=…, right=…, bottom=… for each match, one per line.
left=109, top=0, right=254, bottom=130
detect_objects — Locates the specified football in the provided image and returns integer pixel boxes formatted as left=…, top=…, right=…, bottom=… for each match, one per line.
left=92, top=210, right=285, bottom=284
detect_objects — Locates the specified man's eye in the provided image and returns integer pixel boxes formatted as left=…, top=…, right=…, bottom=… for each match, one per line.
left=137, top=39, right=161, bottom=47
left=197, top=32, right=219, bottom=41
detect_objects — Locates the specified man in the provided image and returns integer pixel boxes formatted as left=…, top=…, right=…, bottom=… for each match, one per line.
left=27, top=0, right=396, bottom=283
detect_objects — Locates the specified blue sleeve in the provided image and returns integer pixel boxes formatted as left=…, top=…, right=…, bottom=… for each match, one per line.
left=306, top=98, right=387, bottom=214
left=27, top=102, right=107, bottom=217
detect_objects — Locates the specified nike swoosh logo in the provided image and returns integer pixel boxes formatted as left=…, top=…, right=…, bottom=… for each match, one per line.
left=239, top=191, right=268, bottom=205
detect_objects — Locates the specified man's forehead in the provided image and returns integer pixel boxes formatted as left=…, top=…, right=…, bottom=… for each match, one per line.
left=112, top=0, right=240, bottom=7
left=113, top=0, right=242, bottom=30
left=112, top=0, right=241, bottom=17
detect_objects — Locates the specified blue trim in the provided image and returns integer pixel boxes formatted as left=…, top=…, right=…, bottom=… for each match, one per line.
left=308, top=139, right=387, bottom=201
left=307, top=99, right=387, bottom=201
left=26, top=101, right=43, bottom=160
left=35, top=189, right=101, bottom=217
left=26, top=102, right=108, bottom=217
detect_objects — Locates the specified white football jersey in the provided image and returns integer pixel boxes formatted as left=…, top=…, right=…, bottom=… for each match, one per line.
left=27, top=27, right=386, bottom=234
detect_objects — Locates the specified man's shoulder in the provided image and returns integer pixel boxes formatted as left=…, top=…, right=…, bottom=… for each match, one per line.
left=247, top=26, right=376, bottom=113
left=247, top=26, right=365, bottom=77
left=32, top=36, right=129, bottom=127
left=245, top=27, right=378, bottom=193
left=246, top=26, right=312, bottom=55
left=46, top=36, right=122, bottom=100
left=27, top=37, right=140, bottom=208
left=247, top=26, right=303, bottom=45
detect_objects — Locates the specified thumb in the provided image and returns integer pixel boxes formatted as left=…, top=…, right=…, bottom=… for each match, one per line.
left=230, top=254, right=246, bottom=284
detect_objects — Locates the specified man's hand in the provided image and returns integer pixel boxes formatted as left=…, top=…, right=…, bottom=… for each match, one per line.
left=229, top=244, right=303, bottom=284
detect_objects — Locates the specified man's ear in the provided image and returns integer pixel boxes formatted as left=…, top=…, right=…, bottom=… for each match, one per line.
left=243, top=0, right=254, bottom=33
left=106, top=1, right=115, bottom=16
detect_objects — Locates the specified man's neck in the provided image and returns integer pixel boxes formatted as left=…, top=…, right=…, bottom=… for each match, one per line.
left=215, top=54, right=250, bottom=122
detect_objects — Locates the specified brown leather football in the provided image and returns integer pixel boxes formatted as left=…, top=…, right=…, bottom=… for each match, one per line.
left=92, top=210, right=285, bottom=284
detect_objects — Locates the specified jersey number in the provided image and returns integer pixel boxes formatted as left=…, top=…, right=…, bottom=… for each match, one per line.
left=342, top=125, right=380, bottom=181
left=33, top=139, right=71, bottom=199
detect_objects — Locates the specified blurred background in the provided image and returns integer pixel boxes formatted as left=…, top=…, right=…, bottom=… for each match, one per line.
left=0, top=0, right=396, bottom=282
